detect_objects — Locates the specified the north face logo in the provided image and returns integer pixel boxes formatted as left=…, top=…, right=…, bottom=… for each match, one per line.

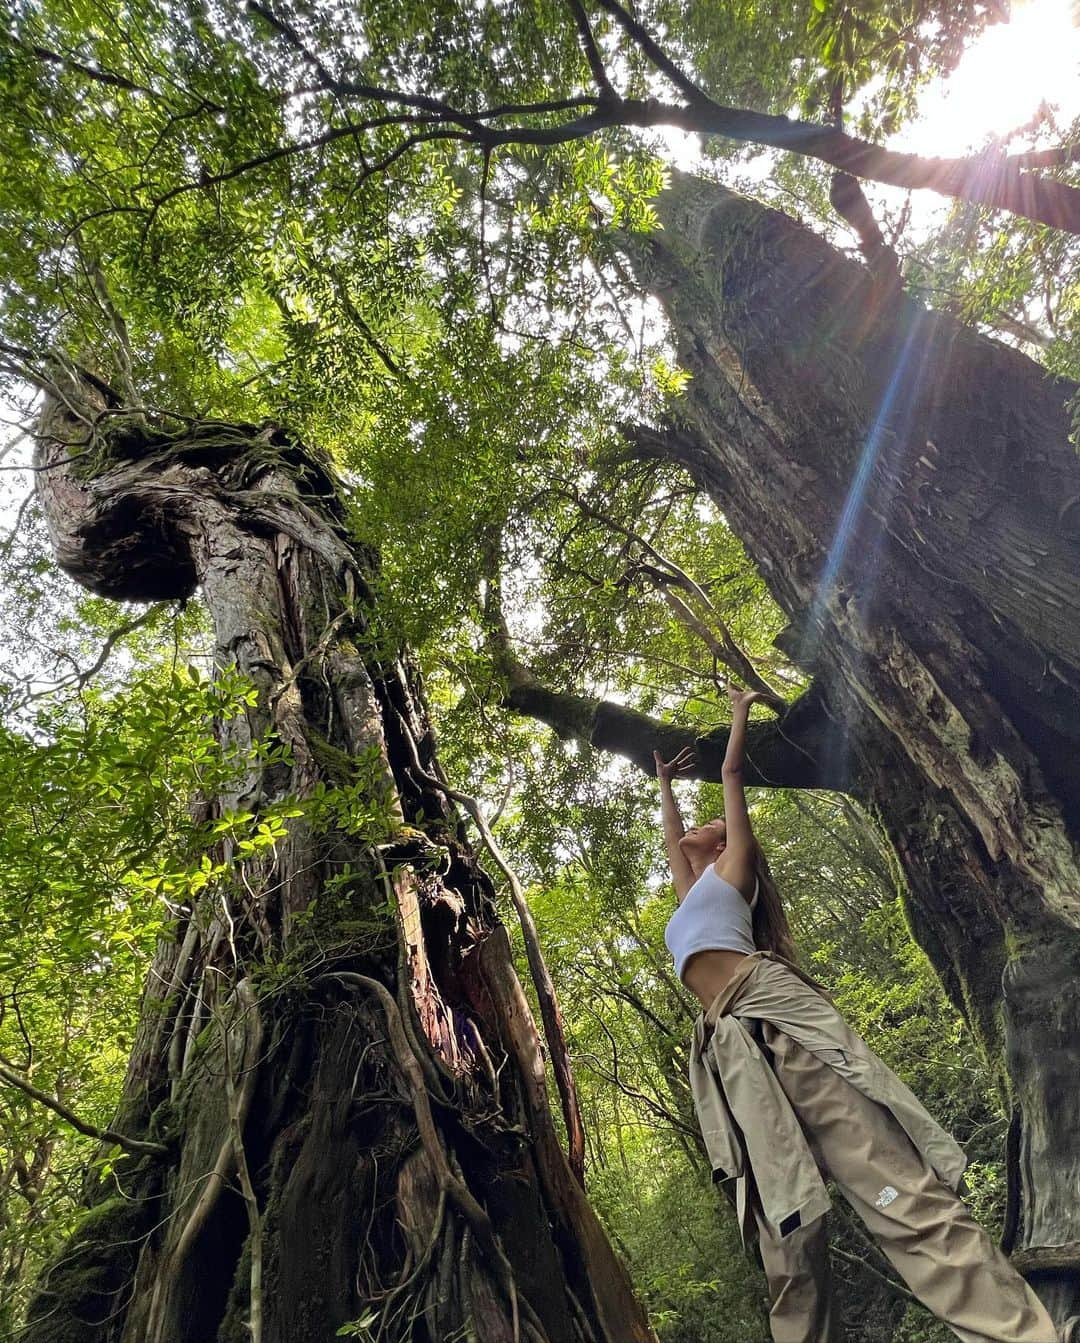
left=875, top=1185, right=899, bottom=1208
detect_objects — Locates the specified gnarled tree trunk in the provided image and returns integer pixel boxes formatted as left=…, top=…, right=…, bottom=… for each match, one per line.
left=23, top=375, right=656, bottom=1343
left=625, top=175, right=1080, bottom=1321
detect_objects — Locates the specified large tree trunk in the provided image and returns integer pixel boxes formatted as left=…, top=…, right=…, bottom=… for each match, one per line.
left=622, top=174, right=1080, bottom=1322
left=23, top=378, right=656, bottom=1343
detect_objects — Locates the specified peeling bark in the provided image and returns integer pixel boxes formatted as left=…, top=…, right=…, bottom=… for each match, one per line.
left=23, top=377, right=656, bottom=1343
left=611, top=175, right=1080, bottom=1321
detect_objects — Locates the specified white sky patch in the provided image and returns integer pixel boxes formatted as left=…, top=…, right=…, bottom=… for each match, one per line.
left=881, top=0, right=1080, bottom=238
left=896, top=0, right=1080, bottom=158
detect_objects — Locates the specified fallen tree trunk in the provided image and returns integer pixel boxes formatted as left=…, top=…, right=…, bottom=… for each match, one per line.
left=23, top=373, right=656, bottom=1343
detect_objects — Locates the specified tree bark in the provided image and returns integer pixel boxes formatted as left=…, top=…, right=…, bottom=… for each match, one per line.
left=22, top=377, right=656, bottom=1343
left=610, top=174, right=1080, bottom=1322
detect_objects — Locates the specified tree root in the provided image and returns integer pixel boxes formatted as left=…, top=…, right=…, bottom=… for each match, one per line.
left=372, top=848, right=455, bottom=1102
left=224, top=980, right=264, bottom=1343
left=146, top=980, right=263, bottom=1343
left=326, top=971, right=546, bottom=1343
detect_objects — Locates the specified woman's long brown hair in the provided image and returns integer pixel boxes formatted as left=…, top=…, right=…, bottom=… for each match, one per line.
left=751, top=845, right=797, bottom=962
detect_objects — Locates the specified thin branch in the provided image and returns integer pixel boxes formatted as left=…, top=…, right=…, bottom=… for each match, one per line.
left=476, top=95, right=602, bottom=120
left=477, top=145, right=506, bottom=328
left=18, top=39, right=156, bottom=96
left=988, top=310, right=1053, bottom=349
left=0, top=489, right=35, bottom=555
left=549, top=486, right=785, bottom=704
left=647, top=575, right=786, bottom=711
left=565, top=0, right=616, bottom=99
left=591, top=0, right=710, bottom=105
left=76, top=236, right=142, bottom=409
left=247, top=3, right=494, bottom=138
left=349, top=129, right=462, bottom=197
left=582, top=1011, right=701, bottom=1140
left=829, top=1242, right=917, bottom=1303
left=144, top=122, right=385, bottom=217
left=23, top=607, right=159, bottom=702
left=245, top=0, right=336, bottom=87
left=0, top=1061, right=168, bottom=1158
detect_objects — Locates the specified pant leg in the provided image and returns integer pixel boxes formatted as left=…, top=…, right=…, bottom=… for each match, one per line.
left=764, top=1027, right=1057, bottom=1343
left=755, top=1203, right=839, bottom=1343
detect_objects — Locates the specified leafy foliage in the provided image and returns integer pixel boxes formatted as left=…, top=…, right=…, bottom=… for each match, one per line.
left=0, top=659, right=260, bottom=1320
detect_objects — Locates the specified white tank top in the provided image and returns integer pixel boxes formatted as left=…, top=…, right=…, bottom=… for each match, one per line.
left=664, top=866, right=759, bottom=982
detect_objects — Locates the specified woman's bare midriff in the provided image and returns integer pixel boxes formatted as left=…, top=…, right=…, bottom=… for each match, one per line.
left=682, top=948, right=751, bottom=1009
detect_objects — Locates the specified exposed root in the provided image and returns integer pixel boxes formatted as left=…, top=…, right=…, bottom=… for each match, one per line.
left=224, top=980, right=265, bottom=1343
left=146, top=981, right=263, bottom=1343
left=326, top=971, right=541, bottom=1343
left=373, top=849, right=455, bottom=1101
left=326, top=974, right=492, bottom=1241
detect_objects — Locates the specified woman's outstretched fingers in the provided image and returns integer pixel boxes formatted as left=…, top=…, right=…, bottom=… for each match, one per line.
left=655, top=747, right=696, bottom=780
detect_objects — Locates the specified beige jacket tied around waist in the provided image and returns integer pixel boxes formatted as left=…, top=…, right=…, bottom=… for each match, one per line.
left=689, top=952, right=968, bottom=1244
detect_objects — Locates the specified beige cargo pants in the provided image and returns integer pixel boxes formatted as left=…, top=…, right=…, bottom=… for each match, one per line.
left=754, top=1025, right=1057, bottom=1343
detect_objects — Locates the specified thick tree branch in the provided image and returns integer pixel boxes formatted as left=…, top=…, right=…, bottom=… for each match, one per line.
left=829, top=170, right=902, bottom=289
left=1011, top=1241, right=1080, bottom=1274
left=483, top=530, right=841, bottom=788
left=635, top=104, right=1080, bottom=234
left=1009, top=144, right=1080, bottom=170
left=582, top=0, right=1080, bottom=230
left=501, top=664, right=844, bottom=790
left=23, top=1, right=1080, bottom=238
left=101, top=75, right=1080, bottom=237
left=152, top=3, right=1080, bottom=235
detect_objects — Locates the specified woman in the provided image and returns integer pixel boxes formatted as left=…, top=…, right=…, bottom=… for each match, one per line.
left=655, top=685, right=1065, bottom=1343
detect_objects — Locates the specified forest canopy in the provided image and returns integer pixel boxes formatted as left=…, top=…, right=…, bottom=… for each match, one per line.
left=0, top=0, right=1078, bottom=1340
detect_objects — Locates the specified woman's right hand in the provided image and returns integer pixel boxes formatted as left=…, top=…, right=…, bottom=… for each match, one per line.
left=726, top=684, right=767, bottom=714
left=654, top=747, right=695, bottom=782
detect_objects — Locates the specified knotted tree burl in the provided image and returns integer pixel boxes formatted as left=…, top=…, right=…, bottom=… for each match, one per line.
left=24, top=374, right=656, bottom=1343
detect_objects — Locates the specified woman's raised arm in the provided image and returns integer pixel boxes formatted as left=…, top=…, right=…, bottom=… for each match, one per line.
left=718, top=687, right=767, bottom=897
left=654, top=748, right=696, bottom=901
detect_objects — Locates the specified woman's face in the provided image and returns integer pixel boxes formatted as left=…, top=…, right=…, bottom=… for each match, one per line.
left=678, top=817, right=727, bottom=865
